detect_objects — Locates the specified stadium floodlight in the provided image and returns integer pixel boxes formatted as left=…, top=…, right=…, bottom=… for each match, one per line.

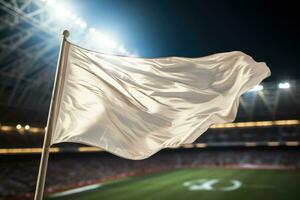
left=52, top=6, right=72, bottom=20
left=75, top=18, right=81, bottom=25
left=75, top=18, right=87, bottom=29
left=97, top=33, right=118, bottom=49
left=40, top=0, right=131, bottom=55
left=118, top=45, right=127, bottom=54
left=70, top=14, right=78, bottom=20
left=90, top=29, right=118, bottom=50
left=249, top=84, right=263, bottom=92
left=16, top=124, right=22, bottom=130
left=80, top=21, right=87, bottom=29
left=278, top=82, right=290, bottom=89
left=89, top=28, right=96, bottom=34
left=46, top=0, right=56, bottom=7
left=24, top=125, right=30, bottom=130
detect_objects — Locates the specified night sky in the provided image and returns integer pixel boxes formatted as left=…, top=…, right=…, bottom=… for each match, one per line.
left=65, top=0, right=300, bottom=81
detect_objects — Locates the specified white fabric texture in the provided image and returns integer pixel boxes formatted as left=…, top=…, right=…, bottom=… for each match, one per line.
left=51, top=41, right=271, bottom=159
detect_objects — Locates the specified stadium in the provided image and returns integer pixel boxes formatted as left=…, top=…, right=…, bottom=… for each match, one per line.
left=0, top=1, right=299, bottom=200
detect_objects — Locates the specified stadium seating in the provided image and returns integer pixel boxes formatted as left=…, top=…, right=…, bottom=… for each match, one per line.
left=0, top=148, right=299, bottom=198
left=1, top=124, right=299, bottom=149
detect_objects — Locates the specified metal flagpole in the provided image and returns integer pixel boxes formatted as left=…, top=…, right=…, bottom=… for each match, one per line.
left=34, top=30, right=70, bottom=200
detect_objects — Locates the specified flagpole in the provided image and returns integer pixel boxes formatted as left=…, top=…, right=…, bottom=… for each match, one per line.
left=34, top=30, right=70, bottom=200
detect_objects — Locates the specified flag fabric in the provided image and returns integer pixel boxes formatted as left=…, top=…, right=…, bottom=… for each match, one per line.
left=51, top=41, right=270, bottom=160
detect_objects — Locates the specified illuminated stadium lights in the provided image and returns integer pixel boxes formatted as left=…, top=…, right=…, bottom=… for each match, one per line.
left=195, top=143, right=206, bottom=148
left=249, top=84, right=263, bottom=92
left=47, top=1, right=88, bottom=29
left=0, top=148, right=60, bottom=154
left=16, top=124, right=22, bottom=130
left=286, top=141, right=299, bottom=146
left=118, top=45, right=127, bottom=54
left=0, top=125, right=14, bottom=132
left=80, top=21, right=87, bottom=29
left=267, top=142, right=280, bottom=147
left=30, top=127, right=45, bottom=133
left=0, top=119, right=298, bottom=134
left=273, top=120, right=298, bottom=125
left=70, top=13, right=78, bottom=21
left=78, top=147, right=102, bottom=152
left=245, top=142, right=257, bottom=147
left=0, top=141, right=299, bottom=155
left=46, top=0, right=56, bottom=7
left=255, top=121, right=273, bottom=126
left=53, top=6, right=72, bottom=20
left=24, top=125, right=30, bottom=130
left=75, top=18, right=87, bottom=29
left=42, top=0, right=87, bottom=28
left=89, top=27, right=96, bottom=34
left=89, top=28, right=118, bottom=50
left=210, top=119, right=300, bottom=129
left=39, top=0, right=132, bottom=55
left=278, top=82, right=290, bottom=89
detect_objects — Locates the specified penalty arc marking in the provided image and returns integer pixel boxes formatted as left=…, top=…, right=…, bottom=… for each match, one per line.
left=183, top=179, right=242, bottom=191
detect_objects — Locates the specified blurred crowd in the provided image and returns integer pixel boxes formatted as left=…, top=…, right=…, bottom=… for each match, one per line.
left=0, top=148, right=299, bottom=198
left=1, top=125, right=299, bottom=198
left=198, top=126, right=300, bottom=143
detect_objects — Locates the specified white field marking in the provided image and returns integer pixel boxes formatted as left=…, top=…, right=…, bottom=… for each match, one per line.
left=50, top=183, right=102, bottom=197
left=183, top=179, right=206, bottom=187
left=183, top=179, right=242, bottom=192
left=190, top=179, right=219, bottom=191
left=220, top=180, right=242, bottom=191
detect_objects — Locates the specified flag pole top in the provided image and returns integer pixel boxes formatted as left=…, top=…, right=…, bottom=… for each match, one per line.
left=63, top=30, right=70, bottom=38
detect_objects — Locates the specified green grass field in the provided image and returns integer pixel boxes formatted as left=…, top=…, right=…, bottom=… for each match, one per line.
left=48, top=168, right=300, bottom=200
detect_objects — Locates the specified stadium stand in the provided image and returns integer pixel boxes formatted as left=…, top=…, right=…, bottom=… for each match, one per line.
left=1, top=124, right=300, bottom=148
left=1, top=148, right=300, bottom=198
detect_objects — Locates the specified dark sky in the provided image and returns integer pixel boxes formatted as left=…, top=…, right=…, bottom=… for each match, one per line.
left=66, top=0, right=300, bottom=81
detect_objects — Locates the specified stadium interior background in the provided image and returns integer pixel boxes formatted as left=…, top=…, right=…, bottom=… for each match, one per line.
left=0, top=0, right=299, bottom=200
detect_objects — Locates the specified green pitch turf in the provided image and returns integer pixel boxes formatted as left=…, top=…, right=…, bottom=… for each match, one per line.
left=48, top=168, right=300, bottom=200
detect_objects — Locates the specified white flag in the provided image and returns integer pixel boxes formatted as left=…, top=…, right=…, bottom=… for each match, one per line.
left=51, top=41, right=270, bottom=159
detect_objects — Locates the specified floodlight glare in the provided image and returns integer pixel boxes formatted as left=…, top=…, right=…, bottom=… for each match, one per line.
left=53, top=6, right=72, bottom=20
left=89, top=28, right=96, bottom=34
left=16, top=124, right=22, bottom=130
left=70, top=14, right=78, bottom=21
left=98, top=33, right=118, bottom=49
left=278, top=82, right=290, bottom=89
left=90, top=30, right=118, bottom=50
left=25, top=125, right=30, bottom=130
left=40, top=0, right=132, bottom=55
left=249, top=84, right=263, bottom=92
left=47, top=0, right=56, bottom=7
left=118, top=45, right=127, bottom=54
left=64, top=10, right=72, bottom=19
left=75, top=18, right=81, bottom=24
left=80, top=22, right=87, bottom=29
